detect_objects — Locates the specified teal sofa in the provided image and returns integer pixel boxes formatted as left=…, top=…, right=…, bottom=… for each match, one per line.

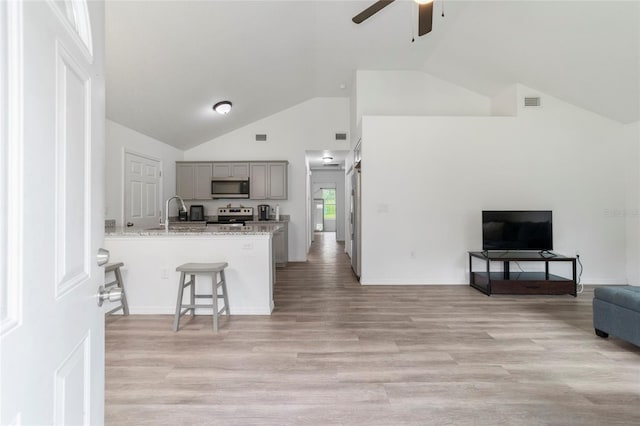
left=593, top=286, right=640, bottom=347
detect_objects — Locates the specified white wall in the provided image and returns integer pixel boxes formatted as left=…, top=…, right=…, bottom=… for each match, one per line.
left=355, top=70, right=491, bottom=127
left=491, top=84, right=518, bottom=116
left=105, top=120, right=183, bottom=227
left=311, top=169, right=346, bottom=241
left=305, top=160, right=312, bottom=252
left=184, top=97, right=350, bottom=262
left=349, top=69, right=359, bottom=150
left=625, top=121, right=640, bottom=286
left=361, top=87, right=629, bottom=285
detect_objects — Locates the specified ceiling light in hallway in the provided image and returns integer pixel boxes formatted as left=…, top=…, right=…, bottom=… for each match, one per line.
left=213, top=101, right=232, bottom=115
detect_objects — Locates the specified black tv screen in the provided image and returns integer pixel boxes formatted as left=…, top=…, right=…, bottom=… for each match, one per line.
left=482, top=210, right=553, bottom=251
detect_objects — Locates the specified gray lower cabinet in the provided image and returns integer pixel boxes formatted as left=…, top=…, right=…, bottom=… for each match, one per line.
left=273, top=222, right=288, bottom=267
left=250, top=162, right=288, bottom=200
left=247, top=221, right=288, bottom=267
left=176, top=162, right=212, bottom=200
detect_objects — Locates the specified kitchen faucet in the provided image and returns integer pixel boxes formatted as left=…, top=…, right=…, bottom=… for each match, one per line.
left=165, top=195, right=187, bottom=232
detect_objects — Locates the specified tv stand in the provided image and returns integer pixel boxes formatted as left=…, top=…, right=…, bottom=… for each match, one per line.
left=468, top=251, right=577, bottom=296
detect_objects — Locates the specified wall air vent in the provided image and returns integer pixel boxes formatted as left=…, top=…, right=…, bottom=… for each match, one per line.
left=323, top=163, right=340, bottom=167
left=335, top=132, right=347, bottom=141
left=255, top=134, right=267, bottom=142
left=524, top=97, right=541, bottom=107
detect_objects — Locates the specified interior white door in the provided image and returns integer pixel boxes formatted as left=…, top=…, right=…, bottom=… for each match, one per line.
left=313, top=198, right=324, bottom=231
left=124, top=151, right=161, bottom=228
left=0, top=1, right=106, bottom=425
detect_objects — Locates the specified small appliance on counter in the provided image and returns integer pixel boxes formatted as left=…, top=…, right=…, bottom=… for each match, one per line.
left=257, top=204, right=271, bottom=221
left=178, top=209, right=188, bottom=221
left=189, top=205, right=205, bottom=221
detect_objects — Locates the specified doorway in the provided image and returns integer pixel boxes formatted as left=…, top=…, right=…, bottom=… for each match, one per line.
left=320, top=188, right=336, bottom=232
left=313, top=188, right=337, bottom=233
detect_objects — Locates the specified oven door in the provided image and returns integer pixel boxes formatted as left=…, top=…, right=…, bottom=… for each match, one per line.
left=211, top=178, right=250, bottom=199
left=215, top=217, right=246, bottom=226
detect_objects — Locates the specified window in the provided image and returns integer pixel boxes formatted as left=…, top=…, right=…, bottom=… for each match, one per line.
left=322, top=188, right=336, bottom=220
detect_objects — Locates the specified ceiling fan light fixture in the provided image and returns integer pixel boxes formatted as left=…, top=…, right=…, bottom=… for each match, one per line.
left=353, top=0, right=434, bottom=37
left=213, top=101, right=232, bottom=115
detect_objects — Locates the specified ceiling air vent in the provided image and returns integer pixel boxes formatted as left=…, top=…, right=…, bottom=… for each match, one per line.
left=335, top=132, right=347, bottom=141
left=323, top=163, right=340, bottom=167
left=524, top=97, right=541, bottom=107
left=255, top=134, right=267, bottom=142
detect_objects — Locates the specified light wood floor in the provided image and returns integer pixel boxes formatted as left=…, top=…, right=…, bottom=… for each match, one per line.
left=106, top=233, right=640, bottom=425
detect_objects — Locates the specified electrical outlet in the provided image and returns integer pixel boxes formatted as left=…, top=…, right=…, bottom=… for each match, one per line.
left=161, top=268, right=169, bottom=279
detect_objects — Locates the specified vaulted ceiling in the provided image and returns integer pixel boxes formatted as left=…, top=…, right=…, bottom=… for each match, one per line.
left=106, top=1, right=640, bottom=150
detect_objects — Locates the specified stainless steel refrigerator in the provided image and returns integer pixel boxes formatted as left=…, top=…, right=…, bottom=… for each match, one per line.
left=350, top=162, right=361, bottom=279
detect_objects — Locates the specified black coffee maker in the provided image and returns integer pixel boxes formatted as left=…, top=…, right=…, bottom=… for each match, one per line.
left=257, top=204, right=271, bottom=221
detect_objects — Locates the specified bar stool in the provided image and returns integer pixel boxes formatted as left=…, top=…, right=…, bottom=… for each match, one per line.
left=104, top=262, right=129, bottom=315
left=173, top=262, right=230, bottom=332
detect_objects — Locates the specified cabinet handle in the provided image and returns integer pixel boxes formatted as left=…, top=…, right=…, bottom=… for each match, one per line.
left=126, top=222, right=134, bottom=227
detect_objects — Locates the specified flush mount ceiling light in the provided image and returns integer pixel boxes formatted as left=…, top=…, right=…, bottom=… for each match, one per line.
left=213, top=101, right=232, bottom=115
left=322, top=156, right=333, bottom=163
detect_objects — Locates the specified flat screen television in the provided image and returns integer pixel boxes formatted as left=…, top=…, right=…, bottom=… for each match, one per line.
left=482, top=210, right=553, bottom=251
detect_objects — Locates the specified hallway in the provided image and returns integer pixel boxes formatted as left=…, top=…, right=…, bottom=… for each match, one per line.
left=106, top=233, right=640, bottom=425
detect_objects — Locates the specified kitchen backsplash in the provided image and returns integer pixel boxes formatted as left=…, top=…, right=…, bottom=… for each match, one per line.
left=105, top=219, right=116, bottom=232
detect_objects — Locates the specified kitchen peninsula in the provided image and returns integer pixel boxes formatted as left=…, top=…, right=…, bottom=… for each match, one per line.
left=104, top=223, right=282, bottom=315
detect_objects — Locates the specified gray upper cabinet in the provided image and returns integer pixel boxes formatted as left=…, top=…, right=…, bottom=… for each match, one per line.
left=250, top=161, right=288, bottom=200
left=249, top=163, right=268, bottom=199
left=178, top=161, right=286, bottom=200
left=267, top=163, right=287, bottom=199
left=212, top=162, right=249, bottom=179
left=176, top=162, right=212, bottom=200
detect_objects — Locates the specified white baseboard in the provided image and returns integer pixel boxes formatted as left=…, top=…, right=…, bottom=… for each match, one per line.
left=125, top=305, right=273, bottom=315
left=360, top=279, right=629, bottom=286
left=360, top=279, right=467, bottom=285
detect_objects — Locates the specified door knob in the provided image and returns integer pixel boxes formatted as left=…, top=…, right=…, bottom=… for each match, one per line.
left=96, top=248, right=110, bottom=266
left=97, top=285, right=123, bottom=307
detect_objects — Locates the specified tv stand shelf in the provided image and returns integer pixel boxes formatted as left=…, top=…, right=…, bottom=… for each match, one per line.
left=468, top=251, right=577, bottom=296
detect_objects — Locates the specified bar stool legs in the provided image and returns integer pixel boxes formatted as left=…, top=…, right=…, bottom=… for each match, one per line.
left=173, top=262, right=230, bottom=332
left=104, top=262, right=129, bottom=315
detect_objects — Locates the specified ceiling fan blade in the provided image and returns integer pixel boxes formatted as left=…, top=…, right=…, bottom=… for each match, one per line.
left=352, top=0, right=395, bottom=24
left=418, top=1, right=434, bottom=36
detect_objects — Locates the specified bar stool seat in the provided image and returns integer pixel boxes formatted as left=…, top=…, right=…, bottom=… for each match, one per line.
left=173, top=262, right=230, bottom=332
left=104, top=262, right=129, bottom=315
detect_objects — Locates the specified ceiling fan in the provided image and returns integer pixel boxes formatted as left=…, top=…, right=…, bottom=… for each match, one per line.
left=352, top=0, right=434, bottom=37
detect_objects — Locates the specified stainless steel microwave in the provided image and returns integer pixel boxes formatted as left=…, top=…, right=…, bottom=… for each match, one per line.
left=211, top=178, right=250, bottom=199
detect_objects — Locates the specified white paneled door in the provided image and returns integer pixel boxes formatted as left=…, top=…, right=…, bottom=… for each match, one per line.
left=0, top=1, right=106, bottom=425
left=124, top=151, right=161, bottom=228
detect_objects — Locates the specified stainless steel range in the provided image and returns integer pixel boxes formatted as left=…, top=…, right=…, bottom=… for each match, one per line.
left=210, top=207, right=254, bottom=225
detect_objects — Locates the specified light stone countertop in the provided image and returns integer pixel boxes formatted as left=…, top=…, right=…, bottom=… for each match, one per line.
left=105, top=223, right=283, bottom=237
